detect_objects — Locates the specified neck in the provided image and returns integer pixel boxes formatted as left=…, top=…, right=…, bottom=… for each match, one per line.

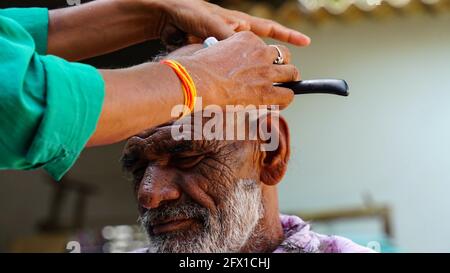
left=240, top=186, right=284, bottom=253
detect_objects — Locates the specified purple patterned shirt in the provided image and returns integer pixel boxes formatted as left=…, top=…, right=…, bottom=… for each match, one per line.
left=274, top=214, right=375, bottom=253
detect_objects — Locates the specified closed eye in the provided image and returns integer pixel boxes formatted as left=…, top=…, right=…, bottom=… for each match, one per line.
left=131, top=166, right=147, bottom=191
left=171, top=154, right=206, bottom=170
left=132, top=166, right=146, bottom=178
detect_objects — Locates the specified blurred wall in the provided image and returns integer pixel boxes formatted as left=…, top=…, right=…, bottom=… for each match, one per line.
left=0, top=144, right=139, bottom=252
left=278, top=12, right=450, bottom=252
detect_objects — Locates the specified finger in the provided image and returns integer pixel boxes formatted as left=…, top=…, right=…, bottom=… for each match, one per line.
left=268, top=44, right=292, bottom=64
left=193, top=13, right=236, bottom=41
left=269, top=64, right=301, bottom=83
left=261, top=86, right=294, bottom=110
left=235, top=12, right=311, bottom=46
left=228, top=16, right=252, bottom=32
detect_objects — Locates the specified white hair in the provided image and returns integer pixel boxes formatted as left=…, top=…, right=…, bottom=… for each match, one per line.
left=138, top=179, right=264, bottom=253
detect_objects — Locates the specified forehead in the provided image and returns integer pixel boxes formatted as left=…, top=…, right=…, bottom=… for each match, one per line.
left=122, top=109, right=273, bottom=168
left=123, top=124, right=255, bottom=160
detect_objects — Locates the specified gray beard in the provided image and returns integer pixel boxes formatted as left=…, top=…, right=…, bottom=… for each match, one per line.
left=138, top=179, right=264, bottom=253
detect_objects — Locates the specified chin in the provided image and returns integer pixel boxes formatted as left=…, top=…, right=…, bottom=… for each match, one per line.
left=146, top=225, right=213, bottom=253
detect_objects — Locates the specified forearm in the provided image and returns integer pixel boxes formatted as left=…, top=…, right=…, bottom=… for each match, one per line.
left=87, top=62, right=183, bottom=146
left=47, top=0, right=163, bottom=61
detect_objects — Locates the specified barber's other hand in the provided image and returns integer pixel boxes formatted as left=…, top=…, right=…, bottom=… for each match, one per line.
left=173, top=32, right=299, bottom=110
left=142, top=0, right=310, bottom=50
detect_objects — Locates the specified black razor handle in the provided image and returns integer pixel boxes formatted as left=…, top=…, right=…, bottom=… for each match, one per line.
left=276, top=79, right=349, bottom=97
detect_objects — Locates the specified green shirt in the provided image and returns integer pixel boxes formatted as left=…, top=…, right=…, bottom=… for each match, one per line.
left=0, top=8, right=105, bottom=180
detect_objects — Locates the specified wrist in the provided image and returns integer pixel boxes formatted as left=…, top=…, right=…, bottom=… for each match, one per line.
left=114, top=0, right=167, bottom=40
left=176, top=57, right=215, bottom=107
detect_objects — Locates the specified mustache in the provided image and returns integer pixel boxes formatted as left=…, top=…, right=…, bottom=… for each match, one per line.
left=138, top=199, right=210, bottom=229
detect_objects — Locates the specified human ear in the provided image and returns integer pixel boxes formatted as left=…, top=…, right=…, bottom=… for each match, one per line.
left=259, top=113, right=290, bottom=186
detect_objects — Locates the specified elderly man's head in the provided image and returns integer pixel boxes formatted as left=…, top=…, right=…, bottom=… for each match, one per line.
left=122, top=110, right=290, bottom=252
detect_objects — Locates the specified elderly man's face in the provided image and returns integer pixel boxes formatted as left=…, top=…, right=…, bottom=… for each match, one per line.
left=122, top=113, right=290, bottom=252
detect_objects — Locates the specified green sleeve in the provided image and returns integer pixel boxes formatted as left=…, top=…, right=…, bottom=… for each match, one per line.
left=0, top=13, right=105, bottom=181
left=0, top=8, right=49, bottom=54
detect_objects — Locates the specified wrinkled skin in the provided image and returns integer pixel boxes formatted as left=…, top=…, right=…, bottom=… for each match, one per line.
left=122, top=112, right=291, bottom=252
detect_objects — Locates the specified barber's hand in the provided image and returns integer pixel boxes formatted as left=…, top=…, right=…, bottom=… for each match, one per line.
left=91, top=32, right=297, bottom=146
left=173, top=32, right=299, bottom=109
left=146, top=0, right=310, bottom=50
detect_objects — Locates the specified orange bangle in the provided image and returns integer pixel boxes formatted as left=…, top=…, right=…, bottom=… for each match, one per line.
left=160, top=60, right=197, bottom=117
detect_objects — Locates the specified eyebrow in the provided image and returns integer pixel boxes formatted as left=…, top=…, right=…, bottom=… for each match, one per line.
left=145, top=140, right=195, bottom=156
left=121, top=151, right=142, bottom=172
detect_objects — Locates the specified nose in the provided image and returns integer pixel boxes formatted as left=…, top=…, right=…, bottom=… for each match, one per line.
left=137, top=166, right=182, bottom=210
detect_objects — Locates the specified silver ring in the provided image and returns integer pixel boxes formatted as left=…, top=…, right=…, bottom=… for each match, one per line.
left=270, top=45, right=284, bottom=65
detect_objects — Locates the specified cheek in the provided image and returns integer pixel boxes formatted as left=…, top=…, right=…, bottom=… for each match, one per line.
left=181, top=145, right=260, bottom=208
left=234, top=159, right=260, bottom=181
left=195, top=158, right=236, bottom=196
left=178, top=172, right=219, bottom=212
left=226, top=145, right=261, bottom=181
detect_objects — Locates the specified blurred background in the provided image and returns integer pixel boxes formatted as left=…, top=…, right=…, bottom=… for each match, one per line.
left=1, top=0, right=449, bottom=253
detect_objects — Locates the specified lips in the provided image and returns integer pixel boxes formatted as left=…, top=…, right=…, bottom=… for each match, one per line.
left=151, top=218, right=197, bottom=235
